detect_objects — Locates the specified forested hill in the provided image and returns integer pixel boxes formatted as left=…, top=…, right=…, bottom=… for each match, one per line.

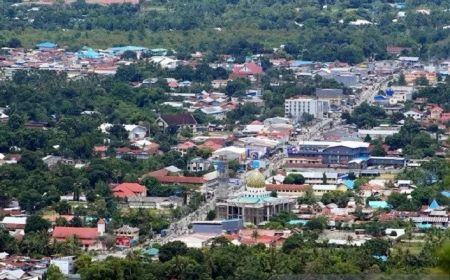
left=3, top=0, right=450, bottom=63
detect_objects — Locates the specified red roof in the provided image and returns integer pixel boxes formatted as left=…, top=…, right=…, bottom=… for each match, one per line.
left=177, top=141, right=197, bottom=150
left=152, top=175, right=206, bottom=185
left=93, top=146, right=107, bottom=152
left=198, top=140, right=223, bottom=151
left=231, top=62, right=263, bottom=77
left=145, top=168, right=169, bottom=177
left=53, top=226, right=99, bottom=244
left=112, top=183, right=146, bottom=198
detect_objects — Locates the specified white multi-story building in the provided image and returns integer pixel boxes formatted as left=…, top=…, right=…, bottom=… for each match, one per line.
left=285, top=96, right=329, bottom=121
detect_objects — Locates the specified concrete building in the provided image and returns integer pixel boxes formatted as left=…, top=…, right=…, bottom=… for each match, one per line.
left=285, top=96, right=330, bottom=121
left=216, top=170, right=295, bottom=225
left=191, top=219, right=242, bottom=234
left=286, top=141, right=370, bottom=166
left=357, top=125, right=401, bottom=140
left=114, top=225, right=140, bottom=248
left=50, top=257, right=74, bottom=275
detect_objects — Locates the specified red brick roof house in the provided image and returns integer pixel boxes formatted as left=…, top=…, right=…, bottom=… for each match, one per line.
left=198, top=140, right=224, bottom=151
left=52, top=221, right=105, bottom=251
left=429, top=105, right=444, bottom=121
left=174, top=141, right=197, bottom=156
left=112, top=183, right=147, bottom=198
left=230, top=62, right=263, bottom=79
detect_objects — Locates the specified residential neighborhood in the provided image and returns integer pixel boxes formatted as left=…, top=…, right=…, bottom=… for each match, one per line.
left=0, top=0, right=450, bottom=280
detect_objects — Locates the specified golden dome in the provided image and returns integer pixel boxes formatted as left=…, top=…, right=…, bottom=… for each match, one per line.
left=246, top=169, right=266, bottom=188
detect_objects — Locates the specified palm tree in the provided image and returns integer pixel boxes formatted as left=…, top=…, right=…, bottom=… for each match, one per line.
left=347, top=235, right=354, bottom=245
left=251, top=229, right=259, bottom=243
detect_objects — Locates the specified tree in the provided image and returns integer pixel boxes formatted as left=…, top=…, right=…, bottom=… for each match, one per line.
left=121, top=50, right=137, bottom=60
left=53, top=236, right=82, bottom=256
left=397, top=73, right=406, bottom=86
left=437, top=241, right=450, bottom=275
left=283, top=174, right=305, bottom=184
left=7, top=38, right=22, bottom=48
left=306, top=216, right=328, bottom=231
left=297, top=188, right=316, bottom=205
left=25, top=215, right=51, bottom=233
left=55, top=201, right=71, bottom=215
left=225, top=79, right=249, bottom=97
left=43, top=265, right=65, bottom=280
left=75, top=254, right=92, bottom=272
left=321, top=191, right=352, bottom=208
left=20, top=231, right=50, bottom=257
left=206, top=210, right=216, bottom=221
left=281, top=233, right=305, bottom=253
left=18, top=151, right=45, bottom=171
left=0, top=229, right=18, bottom=254
left=371, top=141, right=386, bottom=156
left=108, top=124, right=128, bottom=141
left=364, top=134, right=372, bottom=143
left=363, top=239, right=390, bottom=256
left=159, top=241, right=188, bottom=262
left=415, top=76, right=429, bottom=86
left=7, top=114, right=24, bottom=129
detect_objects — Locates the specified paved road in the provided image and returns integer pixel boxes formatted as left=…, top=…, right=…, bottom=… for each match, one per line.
left=153, top=178, right=245, bottom=244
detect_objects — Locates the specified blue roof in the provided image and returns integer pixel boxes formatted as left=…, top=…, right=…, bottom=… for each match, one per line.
left=373, top=255, right=388, bottom=262
left=342, top=179, right=354, bottom=190
left=441, top=191, right=450, bottom=198
left=77, top=48, right=100, bottom=59
left=143, top=247, right=159, bottom=256
left=416, top=223, right=432, bottom=229
left=374, top=95, right=386, bottom=101
left=429, top=199, right=439, bottom=209
left=385, top=89, right=394, bottom=96
left=288, top=219, right=308, bottom=225
left=291, top=60, right=314, bottom=67
left=368, top=201, right=390, bottom=209
left=36, top=42, right=57, bottom=49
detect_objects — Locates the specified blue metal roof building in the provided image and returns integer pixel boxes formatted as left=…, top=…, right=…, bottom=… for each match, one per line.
left=36, top=42, right=57, bottom=49
left=368, top=201, right=390, bottom=209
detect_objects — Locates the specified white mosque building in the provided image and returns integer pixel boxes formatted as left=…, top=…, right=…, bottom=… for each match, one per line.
left=216, top=169, right=295, bottom=225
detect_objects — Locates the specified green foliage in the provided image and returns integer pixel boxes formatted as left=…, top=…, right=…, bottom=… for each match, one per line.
left=43, top=265, right=65, bottom=280
left=297, top=188, right=316, bottom=205
left=206, top=210, right=216, bottom=221
left=321, top=191, right=352, bottom=208
left=306, top=216, right=328, bottom=231
left=24, top=215, right=51, bottom=233
left=387, top=192, right=421, bottom=211
left=0, top=229, right=18, bottom=254
left=283, top=173, right=305, bottom=185
left=438, top=241, right=450, bottom=275
left=342, top=102, right=387, bottom=128
left=385, top=118, right=437, bottom=157
left=159, top=241, right=188, bottom=262
left=371, top=139, right=386, bottom=156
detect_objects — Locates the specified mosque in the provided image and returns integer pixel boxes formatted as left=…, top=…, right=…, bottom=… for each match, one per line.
left=216, top=169, right=295, bottom=225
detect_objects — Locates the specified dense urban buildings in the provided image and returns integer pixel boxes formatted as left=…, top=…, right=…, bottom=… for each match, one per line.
left=216, top=169, right=295, bottom=224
